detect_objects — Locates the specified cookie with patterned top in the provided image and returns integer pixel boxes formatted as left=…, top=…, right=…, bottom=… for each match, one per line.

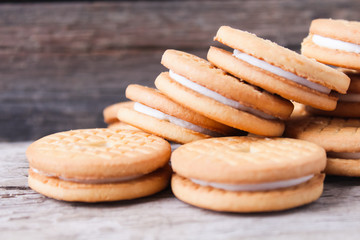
left=27, top=128, right=171, bottom=202
left=156, top=49, right=293, bottom=137
left=285, top=116, right=360, bottom=177
left=171, top=137, right=326, bottom=212
left=302, top=19, right=360, bottom=70
left=208, top=26, right=350, bottom=110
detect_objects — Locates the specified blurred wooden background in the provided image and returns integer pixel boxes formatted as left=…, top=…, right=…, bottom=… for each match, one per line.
left=1, top=0, right=359, bottom=141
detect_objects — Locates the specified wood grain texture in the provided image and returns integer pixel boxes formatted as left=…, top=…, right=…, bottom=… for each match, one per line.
left=1, top=142, right=360, bottom=239
left=1, top=0, right=359, bottom=141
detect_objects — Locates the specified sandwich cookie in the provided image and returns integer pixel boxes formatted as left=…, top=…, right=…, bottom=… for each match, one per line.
left=286, top=117, right=360, bottom=177
left=117, top=84, right=235, bottom=144
left=302, top=19, right=360, bottom=70
left=156, top=49, right=293, bottom=137
left=306, top=69, right=360, bottom=117
left=103, top=101, right=134, bottom=124
left=27, top=129, right=171, bottom=202
left=171, top=137, right=326, bottom=212
left=208, top=26, right=350, bottom=111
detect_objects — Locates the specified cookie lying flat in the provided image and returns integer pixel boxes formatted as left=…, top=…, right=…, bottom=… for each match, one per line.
left=208, top=26, right=350, bottom=111
left=103, top=101, right=134, bottom=124
left=156, top=49, right=292, bottom=137
left=306, top=69, right=360, bottom=117
left=171, top=137, right=326, bottom=212
left=285, top=117, right=360, bottom=177
left=118, top=84, right=236, bottom=144
left=302, top=19, right=360, bottom=70
left=27, top=129, right=171, bottom=202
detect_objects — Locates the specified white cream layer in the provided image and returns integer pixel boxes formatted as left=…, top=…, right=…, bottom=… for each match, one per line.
left=312, top=34, right=360, bottom=54
left=168, top=70, right=277, bottom=120
left=233, top=49, right=331, bottom=94
left=31, top=167, right=144, bottom=184
left=336, top=93, right=360, bottom=102
left=190, top=174, right=314, bottom=192
left=133, top=102, right=221, bottom=137
left=327, top=152, right=360, bottom=159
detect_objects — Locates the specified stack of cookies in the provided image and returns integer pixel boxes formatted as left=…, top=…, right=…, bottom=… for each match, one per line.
left=114, top=27, right=349, bottom=144
left=28, top=18, right=358, bottom=213
left=286, top=19, right=360, bottom=178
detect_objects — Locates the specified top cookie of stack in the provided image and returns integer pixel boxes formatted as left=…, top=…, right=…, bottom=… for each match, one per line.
left=302, top=19, right=360, bottom=70
left=300, top=19, right=360, bottom=119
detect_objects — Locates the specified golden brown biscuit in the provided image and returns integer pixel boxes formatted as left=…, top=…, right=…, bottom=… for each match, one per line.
left=103, top=101, right=134, bottom=124
left=155, top=73, right=285, bottom=137
left=209, top=26, right=350, bottom=110
left=108, top=121, right=141, bottom=131
left=285, top=117, right=360, bottom=177
left=27, top=129, right=172, bottom=202
left=306, top=69, right=360, bottom=117
left=302, top=19, right=360, bottom=70
left=157, top=50, right=290, bottom=137
left=118, top=85, right=235, bottom=144
left=171, top=137, right=326, bottom=212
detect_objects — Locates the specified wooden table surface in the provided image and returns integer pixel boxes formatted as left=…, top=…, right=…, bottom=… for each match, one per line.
left=1, top=142, right=360, bottom=239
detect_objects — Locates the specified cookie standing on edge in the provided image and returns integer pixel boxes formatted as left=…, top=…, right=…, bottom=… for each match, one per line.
left=306, top=69, right=360, bottom=117
left=302, top=19, right=360, bottom=70
left=156, top=49, right=294, bottom=137
left=208, top=26, right=350, bottom=111
left=285, top=117, right=360, bottom=177
left=118, top=84, right=236, bottom=144
left=103, top=101, right=140, bottom=131
left=171, top=137, right=326, bottom=212
left=27, top=129, right=172, bottom=202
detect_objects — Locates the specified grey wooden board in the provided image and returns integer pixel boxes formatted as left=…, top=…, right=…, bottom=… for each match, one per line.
left=1, top=0, right=360, bottom=141
left=1, top=142, right=360, bottom=239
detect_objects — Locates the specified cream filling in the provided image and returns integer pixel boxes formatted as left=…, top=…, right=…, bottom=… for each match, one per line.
left=168, top=70, right=277, bottom=120
left=312, top=34, right=360, bottom=54
left=233, top=49, right=331, bottom=94
left=336, top=93, right=360, bottom=102
left=133, top=102, right=221, bottom=137
left=190, top=175, right=314, bottom=192
left=327, top=152, right=360, bottom=159
left=31, top=167, right=144, bottom=184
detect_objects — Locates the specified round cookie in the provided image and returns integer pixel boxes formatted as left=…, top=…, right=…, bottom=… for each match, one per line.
left=171, top=137, right=326, bottom=212
left=306, top=69, right=360, bottom=117
left=27, top=129, right=172, bottom=202
left=103, top=101, right=134, bottom=124
left=302, top=19, right=360, bottom=70
left=208, top=26, right=350, bottom=111
left=285, top=117, right=360, bottom=177
left=118, top=84, right=236, bottom=144
left=157, top=49, right=292, bottom=137
left=108, top=121, right=141, bottom=131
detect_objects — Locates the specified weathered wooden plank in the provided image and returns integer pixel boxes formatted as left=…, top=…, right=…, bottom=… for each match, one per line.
left=1, top=142, right=360, bottom=239
left=0, top=49, right=206, bottom=141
